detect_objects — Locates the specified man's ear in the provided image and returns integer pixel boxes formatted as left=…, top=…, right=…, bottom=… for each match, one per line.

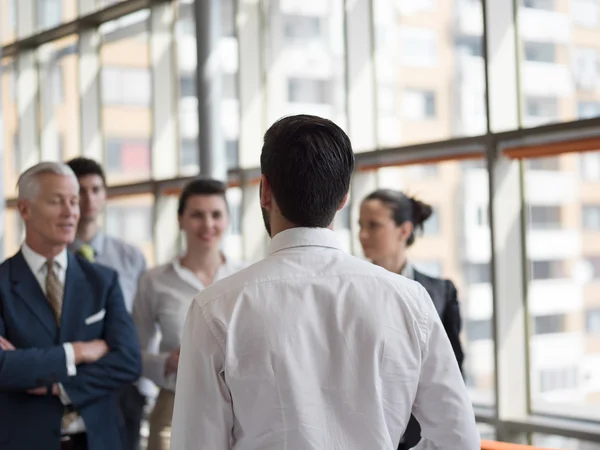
left=260, top=175, right=272, bottom=210
left=17, top=199, right=30, bottom=221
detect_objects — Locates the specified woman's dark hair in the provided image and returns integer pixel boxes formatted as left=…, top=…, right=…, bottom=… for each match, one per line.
left=178, top=178, right=228, bottom=216
left=363, top=189, right=433, bottom=246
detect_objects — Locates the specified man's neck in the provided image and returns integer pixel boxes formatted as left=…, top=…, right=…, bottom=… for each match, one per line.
left=77, top=221, right=99, bottom=243
left=24, top=237, right=65, bottom=260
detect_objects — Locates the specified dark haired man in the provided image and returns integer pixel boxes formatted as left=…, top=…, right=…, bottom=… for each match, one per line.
left=170, top=115, right=479, bottom=450
left=66, top=158, right=149, bottom=450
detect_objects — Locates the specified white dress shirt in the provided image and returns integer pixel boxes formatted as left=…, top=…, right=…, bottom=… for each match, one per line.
left=171, top=228, right=480, bottom=450
left=132, top=256, right=247, bottom=392
left=20, top=243, right=84, bottom=434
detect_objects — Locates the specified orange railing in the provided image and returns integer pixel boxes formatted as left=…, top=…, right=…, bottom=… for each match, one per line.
left=482, top=440, right=554, bottom=450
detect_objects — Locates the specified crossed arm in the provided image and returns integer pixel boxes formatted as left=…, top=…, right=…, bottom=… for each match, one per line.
left=0, top=272, right=141, bottom=405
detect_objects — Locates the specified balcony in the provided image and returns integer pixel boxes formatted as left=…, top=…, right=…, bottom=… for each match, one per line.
left=524, top=171, right=578, bottom=204
left=521, top=62, right=573, bottom=97
left=527, top=229, right=581, bottom=260
left=519, top=8, right=571, bottom=44
left=455, top=1, right=484, bottom=36
left=528, top=280, right=584, bottom=316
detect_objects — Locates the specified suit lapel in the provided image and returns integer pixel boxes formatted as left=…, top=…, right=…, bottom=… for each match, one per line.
left=60, top=253, right=89, bottom=342
left=9, top=252, right=58, bottom=339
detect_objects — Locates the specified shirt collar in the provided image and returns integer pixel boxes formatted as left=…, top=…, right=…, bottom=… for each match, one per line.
left=171, top=253, right=231, bottom=292
left=71, top=230, right=106, bottom=255
left=21, top=241, right=68, bottom=274
left=268, top=228, right=343, bottom=256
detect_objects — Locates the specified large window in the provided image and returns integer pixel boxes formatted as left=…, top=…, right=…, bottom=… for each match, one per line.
left=100, top=11, right=152, bottom=184
left=264, top=0, right=346, bottom=132
left=525, top=153, right=600, bottom=420
left=518, top=0, right=600, bottom=127
left=1, top=57, right=17, bottom=198
left=370, top=159, right=494, bottom=405
left=373, top=0, right=486, bottom=147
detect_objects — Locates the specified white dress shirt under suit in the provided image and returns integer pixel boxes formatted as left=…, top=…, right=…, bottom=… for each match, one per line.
left=20, top=243, right=83, bottom=434
left=171, top=228, right=480, bottom=450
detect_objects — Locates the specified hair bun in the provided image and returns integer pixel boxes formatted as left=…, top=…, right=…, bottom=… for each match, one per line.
left=410, top=197, right=433, bottom=229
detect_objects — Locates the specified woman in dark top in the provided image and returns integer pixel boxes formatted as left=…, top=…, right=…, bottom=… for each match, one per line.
left=359, top=189, right=464, bottom=450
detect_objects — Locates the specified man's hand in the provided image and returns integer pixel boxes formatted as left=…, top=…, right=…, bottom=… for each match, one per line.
left=0, top=336, right=16, bottom=351
left=165, top=347, right=180, bottom=377
left=72, top=340, right=109, bottom=365
left=27, top=384, right=60, bottom=396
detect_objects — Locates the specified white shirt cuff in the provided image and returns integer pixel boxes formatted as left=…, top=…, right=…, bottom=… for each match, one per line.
left=57, top=383, right=72, bottom=405
left=63, top=343, right=77, bottom=377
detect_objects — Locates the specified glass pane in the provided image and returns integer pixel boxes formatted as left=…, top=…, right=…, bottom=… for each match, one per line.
left=36, top=0, right=77, bottom=31
left=358, top=158, right=494, bottom=405
left=38, top=35, right=80, bottom=162
left=105, top=194, right=155, bottom=266
left=264, top=0, right=347, bottom=129
left=477, top=422, right=496, bottom=441
left=1, top=57, right=18, bottom=199
left=176, top=0, right=240, bottom=175
left=532, top=432, right=600, bottom=449
left=518, top=0, right=600, bottom=127
left=525, top=151, right=600, bottom=420
left=1, top=0, right=17, bottom=45
left=224, top=186, right=243, bottom=260
left=373, top=0, right=486, bottom=147
left=2, top=208, right=23, bottom=260
left=100, top=10, right=152, bottom=184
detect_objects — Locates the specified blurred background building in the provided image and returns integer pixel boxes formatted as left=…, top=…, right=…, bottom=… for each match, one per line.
left=3, top=0, right=600, bottom=448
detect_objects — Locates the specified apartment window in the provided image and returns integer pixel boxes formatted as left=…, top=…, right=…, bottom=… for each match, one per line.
left=477, top=206, right=489, bottom=226
left=465, top=262, right=491, bottom=284
left=578, top=102, right=600, bottom=119
left=526, top=156, right=560, bottom=171
left=573, top=48, right=599, bottom=91
left=532, top=314, right=566, bottom=335
left=456, top=35, right=483, bottom=58
left=102, top=67, right=151, bottom=106
left=586, top=309, right=600, bottom=333
left=572, top=0, right=599, bottom=27
left=580, top=152, right=600, bottom=180
left=228, top=202, right=242, bottom=235
left=539, top=367, right=578, bottom=393
left=283, top=15, right=321, bottom=44
left=51, top=65, right=64, bottom=105
left=582, top=205, right=600, bottom=230
left=180, top=138, right=197, bottom=167
left=105, top=206, right=153, bottom=244
left=423, top=207, right=440, bottom=235
left=287, top=78, right=330, bottom=104
left=584, top=257, right=600, bottom=279
left=523, top=0, right=555, bottom=9
left=525, top=97, right=558, bottom=118
left=524, top=42, right=556, bottom=63
left=403, top=89, right=436, bottom=120
left=37, top=0, right=62, bottom=29
left=179, top=76, right=195, bottom=98
left=225, top=140, right=238, bottom=169
left=529, top=205, right=561, bottom=230
left=531, top=259, right=567, bottom=280
left=400, top=28, right=437, bottom=67
left=466, top=319, right=492, bottom=341
left=104, top=139, right=151, bottom=172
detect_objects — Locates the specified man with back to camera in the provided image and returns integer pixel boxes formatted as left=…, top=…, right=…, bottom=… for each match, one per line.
left=170, top=114, right=480, bottom=450
left=0, top=161, right=142, bottom=450
left=65, top=157, right=150, bottom=450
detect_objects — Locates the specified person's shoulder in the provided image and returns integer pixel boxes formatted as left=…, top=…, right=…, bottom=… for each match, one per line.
left=104, top=235, right=146, bottom=264
left=73, top=252, right=118, bottom=282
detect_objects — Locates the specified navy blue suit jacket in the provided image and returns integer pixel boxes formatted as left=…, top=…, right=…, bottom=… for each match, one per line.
left=0, top=251, right=142, bottom=450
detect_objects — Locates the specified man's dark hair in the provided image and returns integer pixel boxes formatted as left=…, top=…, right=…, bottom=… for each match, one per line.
left=261, top=114, right=354, bottom=228
left=66, top=157, right=106, bottom=186
left=178, top=178, right=228, bottom=216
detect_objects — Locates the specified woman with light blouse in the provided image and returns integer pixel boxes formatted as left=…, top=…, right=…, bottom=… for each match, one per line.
left=132, top=179, right=247, bottom=450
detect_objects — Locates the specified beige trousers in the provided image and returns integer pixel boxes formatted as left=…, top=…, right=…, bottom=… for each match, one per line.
left=147, top=389, right=175, bottom=450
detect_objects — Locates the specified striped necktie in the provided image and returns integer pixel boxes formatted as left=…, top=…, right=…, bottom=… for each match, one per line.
left=46, top=259, right=81, bottom=429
